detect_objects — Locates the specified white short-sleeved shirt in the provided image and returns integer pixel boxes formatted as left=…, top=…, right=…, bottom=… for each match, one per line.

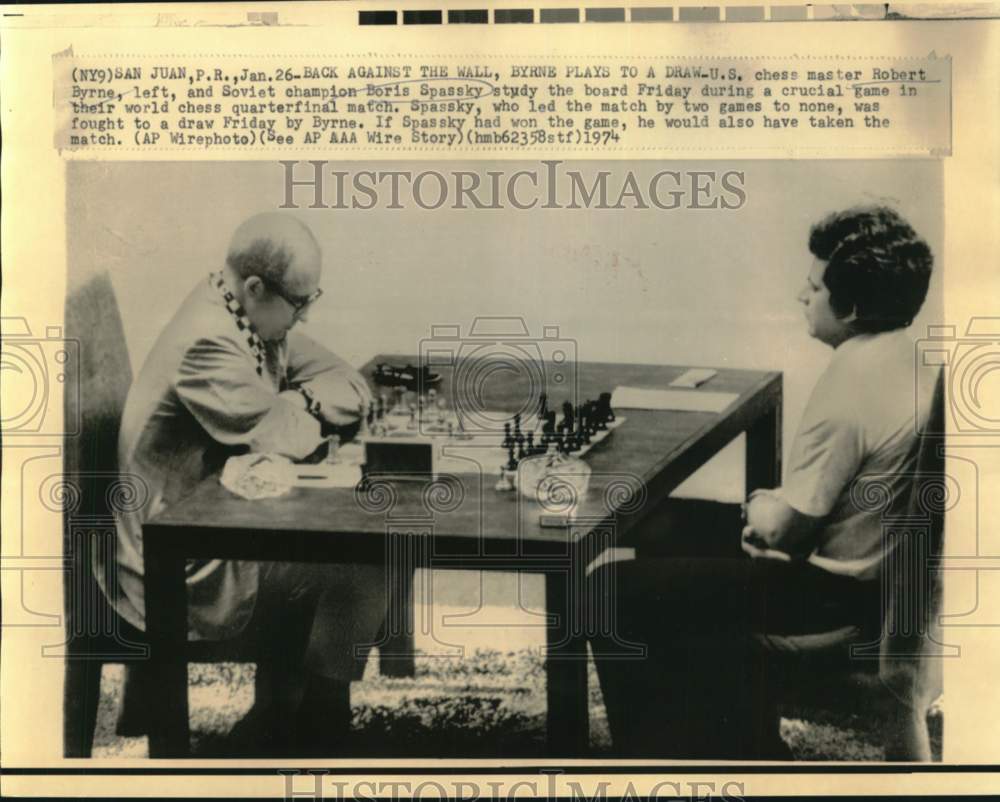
left=782, top=329, right=937, bottom=580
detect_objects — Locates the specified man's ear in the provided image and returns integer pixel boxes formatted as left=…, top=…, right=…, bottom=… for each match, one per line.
left=839, top=305, right=858, bottom=324
left=243, top=275, right=265, bottom=299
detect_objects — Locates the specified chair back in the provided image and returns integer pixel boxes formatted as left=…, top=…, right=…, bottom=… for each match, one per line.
left=63, top=271, right=135, bottom=645
left=878, top=368, right=946, bottom=701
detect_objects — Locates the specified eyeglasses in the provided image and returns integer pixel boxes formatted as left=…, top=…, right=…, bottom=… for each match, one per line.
left=261, top=278, right=324, bottom=317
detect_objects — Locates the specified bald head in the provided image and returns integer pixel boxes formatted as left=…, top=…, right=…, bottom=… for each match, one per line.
left=226, top=212, right=322, bottom=295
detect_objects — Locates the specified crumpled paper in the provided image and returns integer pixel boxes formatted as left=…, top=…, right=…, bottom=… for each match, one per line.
left=220, top=453, right=293, bottom=500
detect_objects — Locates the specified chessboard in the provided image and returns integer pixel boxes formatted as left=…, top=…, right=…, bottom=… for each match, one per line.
left=361, top=391, right=624, bottom=477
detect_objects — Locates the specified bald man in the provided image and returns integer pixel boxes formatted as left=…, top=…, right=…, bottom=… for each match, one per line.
left=104, top=213, right=385, bottom=755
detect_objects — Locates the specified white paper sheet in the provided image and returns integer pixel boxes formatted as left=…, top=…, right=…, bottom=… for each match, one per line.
left=611, top=385, right=738, bottom=414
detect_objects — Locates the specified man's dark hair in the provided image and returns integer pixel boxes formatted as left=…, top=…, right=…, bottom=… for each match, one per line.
left=808, top=206, right=933, bottom=333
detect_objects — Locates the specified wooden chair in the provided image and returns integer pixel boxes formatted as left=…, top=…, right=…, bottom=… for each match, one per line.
left=62, top=272, right=414, bottom=756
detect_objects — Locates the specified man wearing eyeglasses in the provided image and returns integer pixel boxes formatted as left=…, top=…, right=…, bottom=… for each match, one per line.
left=107, top=212, right=383, bottom=756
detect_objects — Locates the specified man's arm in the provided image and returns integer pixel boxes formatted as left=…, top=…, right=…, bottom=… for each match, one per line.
left=743, top=488, right=824, bottom=557
left=743, top=369, right=864, bottom=560
left=284, top=330, right=372, bottom=428
left=176, top=335, right=324, bottom=459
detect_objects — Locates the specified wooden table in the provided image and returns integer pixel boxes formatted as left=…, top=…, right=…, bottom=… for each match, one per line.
left=143, top=357, right=781, bottom=757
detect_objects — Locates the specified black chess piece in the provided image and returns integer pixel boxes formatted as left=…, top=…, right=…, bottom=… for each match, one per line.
left=560, top=401, right=575, bottom=434
left=567, top=419, right=582, bottom=451
left=506, top=443, right=518, bottom=471
left=502, top=422, right=513, bottom=452
left=538, top=393, right=548, bottom=422
left=597, top=392, right=615, bottom=428
left=543, top=410, right=557, bottom=435
left=526, top=432, right=536, bottom=455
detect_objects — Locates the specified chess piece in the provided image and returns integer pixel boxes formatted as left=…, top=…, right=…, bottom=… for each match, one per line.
left=495, top=465, right=516, bottom=492
left=560, top=401, right=575, bottom=434
left=502, top=422, right=513, bottom=452
left=597, top=392, right=615, bottom=428
left=567, top=426, right=581, bottom=452
left=513, top=413, right=525, bottom=456
left=537, top=393, right=548, bottom=424
left=542, top=410, right=557, bottom=446
left=506, top=443, right=518, bottom=472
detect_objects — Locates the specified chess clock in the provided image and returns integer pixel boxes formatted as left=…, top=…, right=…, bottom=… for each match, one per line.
left=363, top=436, right=437, bottom=480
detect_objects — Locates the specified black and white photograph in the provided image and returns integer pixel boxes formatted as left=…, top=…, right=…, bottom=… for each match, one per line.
left=50, top=157, right=951, bottom=761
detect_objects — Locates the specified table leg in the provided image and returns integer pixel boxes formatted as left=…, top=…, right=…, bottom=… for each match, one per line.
left=143, top=525, right=190, bottom=758
left=378, top=565, right=416, bottom=678
left=544, top=569, right=589, bottom=757
left=746, top=392, right=782, bottom=495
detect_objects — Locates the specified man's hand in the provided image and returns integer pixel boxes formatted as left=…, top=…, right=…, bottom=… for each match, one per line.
left=279, top=389, right=309, bottom=411
left=740, top=524, right=792, bottom=561
left=742, top=487, right=822, bottom=558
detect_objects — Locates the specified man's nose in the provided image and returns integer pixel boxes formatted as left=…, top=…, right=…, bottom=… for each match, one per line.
left=796, top=287, right=808, bottom=304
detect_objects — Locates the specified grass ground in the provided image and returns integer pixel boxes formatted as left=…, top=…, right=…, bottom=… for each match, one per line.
left=91, top=647, right=941, bottom=760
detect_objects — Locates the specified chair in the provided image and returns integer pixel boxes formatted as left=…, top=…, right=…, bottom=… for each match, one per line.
left=61, top=272, right=270, bottom=756
left=596, top=370, right=947, bottom=761
left=62, top=272, right=415, bottom=756
left=756, top=368, right=947, bottom=760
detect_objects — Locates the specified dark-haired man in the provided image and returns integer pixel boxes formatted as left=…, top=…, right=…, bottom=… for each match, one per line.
left=588, top=206, right=938, bottom=760
left=103, top=212, right=385, bottom=755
